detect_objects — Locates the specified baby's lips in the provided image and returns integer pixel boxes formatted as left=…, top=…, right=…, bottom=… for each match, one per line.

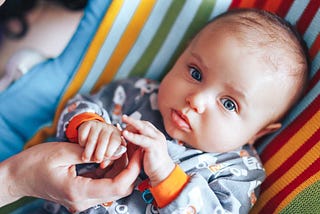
left=109, top=145, right=127, bottom=160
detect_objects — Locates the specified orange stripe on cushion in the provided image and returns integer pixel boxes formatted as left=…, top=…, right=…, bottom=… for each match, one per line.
left=261, top=95, right=320, bottom=163
left=251, top=157, right=320, bottom=213
left=262, top=157, right=320, bottom=213
left=261, top=0, right=283, bottom=13
left=275, top=165, right=320, bottom=213
left=24, top=0, right=125, bottom=149
left=239, top=0, right=257, bottom=8
left=92, top=0, right=156, bottom=93
left=297, top=0, right=320, bottom=35
left=263, top=108, right=320, bottom=176
left=262, top=127, right=320, bottom=191
left=54, top=0, right=125, bottom=121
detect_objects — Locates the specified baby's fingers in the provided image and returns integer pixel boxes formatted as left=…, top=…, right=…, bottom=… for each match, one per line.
left=122, top=130, right=152, bottom=150
left=81, top=128, right=99, bottom=161
left=122, top=115, right=158, bottom=138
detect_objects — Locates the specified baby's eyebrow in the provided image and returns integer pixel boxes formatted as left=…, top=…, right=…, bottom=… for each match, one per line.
left=225, top=83, right=248, bottom=107
left=190, top=52, right=208, bottom=71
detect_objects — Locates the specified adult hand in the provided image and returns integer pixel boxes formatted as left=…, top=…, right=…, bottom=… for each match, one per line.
left=0, top=142, right=142, bottom=211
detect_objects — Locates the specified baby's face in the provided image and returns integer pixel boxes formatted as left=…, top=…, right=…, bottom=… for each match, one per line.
left=158, top=22, right=290, bottom=152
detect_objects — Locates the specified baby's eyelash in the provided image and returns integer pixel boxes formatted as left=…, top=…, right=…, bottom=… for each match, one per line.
left=220, top=97, right=239, bottom=113
left=188, top=66, right=202, bottom=81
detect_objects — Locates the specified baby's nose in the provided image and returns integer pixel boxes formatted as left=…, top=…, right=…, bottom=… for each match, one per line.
left=186, top=93, right=207, bottom=114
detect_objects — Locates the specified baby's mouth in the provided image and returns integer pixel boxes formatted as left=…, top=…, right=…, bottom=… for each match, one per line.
left=171, top=109, right=192, bottom=131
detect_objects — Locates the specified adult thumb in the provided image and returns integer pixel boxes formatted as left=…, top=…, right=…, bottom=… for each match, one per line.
left=46, top=142, right=93, bottom=166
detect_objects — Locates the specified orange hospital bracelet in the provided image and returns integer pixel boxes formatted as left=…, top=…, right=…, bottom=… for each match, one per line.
left=150, top=165, right=189, bottom=208
left=65, top=112, right=105, bottom=142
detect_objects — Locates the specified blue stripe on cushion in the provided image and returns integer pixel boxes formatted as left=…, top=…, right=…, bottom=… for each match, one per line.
left=114, top=0, right=173, bottom=80
left=79, top=0, right=141, bottom=93
left=285, top=0, right=309, bottom=24
left=311, top=53, right=320, bottom=77
left=209, top=0, right=232, bottom=19
left=145, top=0, right=204, bottom=79
left=257, top=80, right=320, bottom=153
left=303, top=9, right=320, bottom=48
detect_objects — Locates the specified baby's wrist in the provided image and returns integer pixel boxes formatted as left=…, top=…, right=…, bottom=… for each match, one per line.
left=149, top=161, right=175, bottom=187
left=149, top=165, right=189, bottom=208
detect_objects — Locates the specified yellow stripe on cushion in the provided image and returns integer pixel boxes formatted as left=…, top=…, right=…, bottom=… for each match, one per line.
left=24, top=0, right=125, bottom=149
left=251, top=138, right=320, bottom=213
left=92, top=0, right=157, bottom=93
left=276, top=172, right=320, bottom=213
left=264, top=110, right=320, bottom=175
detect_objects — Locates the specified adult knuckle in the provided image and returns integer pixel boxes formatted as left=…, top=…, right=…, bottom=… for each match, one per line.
left=64, top=189, right=80, bottom=202
left=113, top=183, right=130, bottom=196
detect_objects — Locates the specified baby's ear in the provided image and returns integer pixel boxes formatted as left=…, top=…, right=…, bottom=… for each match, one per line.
left=248, top=123, right=282, bottom=145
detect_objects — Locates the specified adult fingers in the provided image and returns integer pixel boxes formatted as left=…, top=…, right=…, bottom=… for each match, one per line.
left=48, top=143, right=90, bottom=166
left=83, top=149, right=142, bottom=199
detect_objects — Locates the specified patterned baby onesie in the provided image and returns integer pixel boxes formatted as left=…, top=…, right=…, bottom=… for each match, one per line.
left=41, top=77, right=265, bottom=214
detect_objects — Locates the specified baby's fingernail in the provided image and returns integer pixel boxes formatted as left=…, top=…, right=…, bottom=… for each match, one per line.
left=100, top=160, right=111, bottom=168
left=82, top=155, right=88, bottom=161
left=116, top=123, right=123, bottom=129
left=94, top=157, right=102, bottom=163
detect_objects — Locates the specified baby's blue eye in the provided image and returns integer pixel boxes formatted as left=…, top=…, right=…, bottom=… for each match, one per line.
left=221, top=98, right=237, bottom=112
left=189, top=67, right=202, bottom=81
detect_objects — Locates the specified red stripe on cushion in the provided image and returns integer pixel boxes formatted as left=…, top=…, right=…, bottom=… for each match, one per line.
left=229, top=0, right=242, bottom=9
left=306, top=69, right=320, bottom=94
left=297, top=0, right=320, bottom=35
left=261, top=95, right=320, bottom=162
left=309, top=34, right=320, bottom=60
left=260, top=158, right=320, bottom=213
left=276, top=0, right=294, bottom=17
left=261, top=128, right=320, bottom=191
left=253, top=0, right=265, bottom=9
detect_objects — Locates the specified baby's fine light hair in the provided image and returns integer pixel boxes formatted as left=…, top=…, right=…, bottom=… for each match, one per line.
left=208, top=8, right=310, bottom=119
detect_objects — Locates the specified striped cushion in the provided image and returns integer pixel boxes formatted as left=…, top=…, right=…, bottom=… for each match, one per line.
left=0, top=0, right=318, bottom=213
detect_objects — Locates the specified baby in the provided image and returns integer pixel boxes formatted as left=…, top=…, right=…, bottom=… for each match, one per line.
left=44, top=8, right=308, bottom=214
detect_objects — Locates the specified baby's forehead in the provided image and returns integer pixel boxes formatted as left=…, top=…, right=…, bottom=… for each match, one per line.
left=205, top=15, right=300, bottom=71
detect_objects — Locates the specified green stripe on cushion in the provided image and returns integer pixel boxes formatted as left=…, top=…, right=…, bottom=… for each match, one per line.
left=280, top=181, right=320, bottom=214
left=144, top=0, right=206, bottom=79
left=113, top=0, right=173, bottom=80
left=161, top=0, right=218, bottom=80
left=128, top=0, right=185, bottom=77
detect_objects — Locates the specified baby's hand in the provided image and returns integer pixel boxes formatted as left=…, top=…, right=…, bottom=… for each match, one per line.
left=121, top=115, right=175, bottom=186
left=77, top=120, right=126, bottom=167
